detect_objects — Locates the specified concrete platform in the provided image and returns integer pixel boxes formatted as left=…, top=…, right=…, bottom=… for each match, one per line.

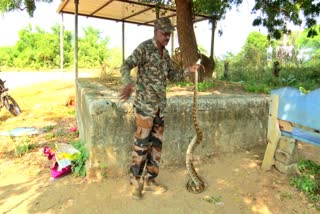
left=76, top=78, right=269, bottom=180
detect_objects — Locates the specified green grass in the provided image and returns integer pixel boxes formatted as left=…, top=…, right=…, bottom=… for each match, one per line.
left=0, top=80, right=78, bottom=158
left=290, top=160, right=320, bottom=209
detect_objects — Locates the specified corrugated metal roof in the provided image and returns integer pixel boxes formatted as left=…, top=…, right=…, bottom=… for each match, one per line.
left=57, top=0, right=212, bottom=27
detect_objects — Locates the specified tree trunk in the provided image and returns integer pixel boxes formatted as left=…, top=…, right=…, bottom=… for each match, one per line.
left=175, top=0, right=199, bottom=81
left=175, top=0, right=216, bottom=82
left=273, top=61, right=280, bottom=77
left=224, top=60, right=229, bottom=78
left=210, top=19, right=216, bottom=58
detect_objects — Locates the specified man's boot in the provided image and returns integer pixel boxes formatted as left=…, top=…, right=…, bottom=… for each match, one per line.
left=144, top=179, right=167, bottom=193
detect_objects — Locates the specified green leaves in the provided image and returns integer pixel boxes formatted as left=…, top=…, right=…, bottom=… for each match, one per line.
left=197, top=81, right=216, bottom=92
left=297, top=160, right=320, bottom=175
left=0, top=0, right=53, bottom=17
left=78, top=26, right=110, bottom=68
left=0, top=24, right=117, bottom=70
left=252, top=0, right=319, bottom=39
left=290, top=174, right=317, bottom=193
left=290, top=160, right=320, bottom=207
left=71, top=140, right=89, bottom=178
left=15, top=143, right=35, bottom=157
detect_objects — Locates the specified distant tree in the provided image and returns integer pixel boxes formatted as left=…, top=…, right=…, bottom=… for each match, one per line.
left=0, top=46, right=14, bottom=67
left=275, top=32, right=301, bottom=66
left=296, top=25, right=320, bottom=64
left=78, top=26, right=110, bottom=68
left=141, top=0, right=239, bottom=81
left=230, top=31, right=269, bottom=80
left=11, top=24, right=66, bottom=69
left=51, top=24, right=73, bottom=67
left=2, top=0, right=319, bottom=70
left=2, top=0, right=319, bottom=39
left=108, top=48, right=122, bottom=68
left=0, top=0, right=53, bottom=17
left=242, top=31, right=269, bottom=68
left=252, top=0, right=320, bottom=38
left=0, top=24, right=115, bottom=70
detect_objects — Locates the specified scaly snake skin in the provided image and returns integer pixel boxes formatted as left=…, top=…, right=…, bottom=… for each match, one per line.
left=186, top=67, right=205, bottom=193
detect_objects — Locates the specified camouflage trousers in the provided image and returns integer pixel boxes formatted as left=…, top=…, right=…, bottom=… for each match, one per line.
left=130, top=109, right=164, bottom=182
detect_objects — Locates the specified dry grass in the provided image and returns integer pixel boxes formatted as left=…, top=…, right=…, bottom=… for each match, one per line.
left=0, top=80, right=79, bottom=158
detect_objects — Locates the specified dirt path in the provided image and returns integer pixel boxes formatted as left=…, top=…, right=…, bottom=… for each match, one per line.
left=1, top=144, right=319, bottom=214
left=0, top=77, right=319, bottom=214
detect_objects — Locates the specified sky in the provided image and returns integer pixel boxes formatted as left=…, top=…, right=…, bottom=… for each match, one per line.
left=0, top=0, right=264, bottom=58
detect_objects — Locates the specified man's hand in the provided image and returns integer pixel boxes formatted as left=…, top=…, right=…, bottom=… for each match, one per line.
left=119, top=83, right=134, bottom=102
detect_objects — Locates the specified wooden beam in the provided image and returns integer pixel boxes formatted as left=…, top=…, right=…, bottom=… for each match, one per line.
left=56, top=0, right=70, bottom=13
left=122, top=7, right=153, bottom=21
left=143, top=13, right=176, bottom=26
left=261, top=95, right=281, bottom=171
left=58, top=11, right=155, bottom=27
left=279, top=120, right=293, bottom=132
left=116, top=0, right=212, bottom=19
left=90, top=0, right=114, bottom=16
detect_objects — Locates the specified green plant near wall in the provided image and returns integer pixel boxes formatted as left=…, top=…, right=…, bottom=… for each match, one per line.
left=290, top=160, right=320, bottom=209
left=243, top=82, right=271, bottom=94
left=175, top=81, right=193, bottom=88
left=13, top=135, right=36, bottom=157
left=15, top=143, right=35, bottom=157
left=43, top=125, right=54, bottom=132
left=198, top=81, right=217, bottom=92
left=71, top=140, right=89, bottom=178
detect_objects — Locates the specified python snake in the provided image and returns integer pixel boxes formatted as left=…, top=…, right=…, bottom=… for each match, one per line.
left=186, top=64, right=205, bottom=193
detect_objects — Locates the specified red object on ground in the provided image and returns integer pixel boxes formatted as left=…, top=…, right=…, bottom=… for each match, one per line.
left=69, top=127, right=77, bottom=132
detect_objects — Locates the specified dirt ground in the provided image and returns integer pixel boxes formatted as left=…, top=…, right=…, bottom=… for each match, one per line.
left=1, top=144, right=320, bottom=214
left=1, top=77, right=320, bottom=214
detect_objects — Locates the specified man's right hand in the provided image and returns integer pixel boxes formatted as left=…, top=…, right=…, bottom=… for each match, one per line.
left=119, top=83, right=134, bottom=102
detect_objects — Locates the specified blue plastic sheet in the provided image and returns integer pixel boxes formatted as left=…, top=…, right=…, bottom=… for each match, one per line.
left=0, top=127, right=40, bottom=137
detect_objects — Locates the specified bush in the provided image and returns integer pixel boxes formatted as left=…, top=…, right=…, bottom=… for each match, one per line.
left=290, top=160, right=320, bottom=209
left=71, top=140, right=89, bottom=178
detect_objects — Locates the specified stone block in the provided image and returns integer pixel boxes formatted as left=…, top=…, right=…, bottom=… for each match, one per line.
left=275, top=160, right=297, bottom=174
left=275, top=150, right=291, bottom=165
left=275, top=149, right=299, bottom=165
left=277, top=136, right=296, bottom=155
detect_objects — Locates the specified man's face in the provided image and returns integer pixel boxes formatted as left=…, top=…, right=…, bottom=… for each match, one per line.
left=155, top=29, right=171, bottom=47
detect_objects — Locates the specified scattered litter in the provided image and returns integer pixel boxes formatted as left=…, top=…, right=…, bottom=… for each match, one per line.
left=55, top=143, right=80, bottom=162
left=69, top=127, right=77, bottom=132
left=0, top=127, right=41, bottom=137
left=203, top=195, right=224, bottom=206
left=43, top=143, right=80, bottom=180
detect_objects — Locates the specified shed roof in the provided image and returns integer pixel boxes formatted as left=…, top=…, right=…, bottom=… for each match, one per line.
left=57, top=0, right=212, bottom=27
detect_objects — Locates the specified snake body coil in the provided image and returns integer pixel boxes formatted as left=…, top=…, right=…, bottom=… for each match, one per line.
left=186, top=68, right=205, bottom=193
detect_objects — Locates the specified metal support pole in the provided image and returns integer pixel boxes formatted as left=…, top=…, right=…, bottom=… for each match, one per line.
left=60, top=13, right=64, bottom=76
left=122, top=21, right=125, bottom=63
left=210, top=18, right=215, bottom=58
left=74, top=0, right=79, bottom=79
left=171, top=30, right=174, bottom=55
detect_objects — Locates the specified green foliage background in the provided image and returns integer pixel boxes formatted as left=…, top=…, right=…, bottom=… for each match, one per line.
left=0, top=23, right=122, bottom=70
left=0, top=22, right=319, bottom=92
left=214, top=27, right=320, bottom=92
left=290, top=160, right=320, bottom=209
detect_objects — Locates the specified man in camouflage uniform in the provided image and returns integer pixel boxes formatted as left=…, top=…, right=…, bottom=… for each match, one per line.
left=120, top=17, right=200, bottom=200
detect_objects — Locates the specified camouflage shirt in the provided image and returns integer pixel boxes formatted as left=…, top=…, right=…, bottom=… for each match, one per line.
left=120, top=37, right=185, bottom=118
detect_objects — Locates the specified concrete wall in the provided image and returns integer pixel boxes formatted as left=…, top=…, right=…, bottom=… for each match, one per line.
left=76, top=78, right=270, bottom=180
